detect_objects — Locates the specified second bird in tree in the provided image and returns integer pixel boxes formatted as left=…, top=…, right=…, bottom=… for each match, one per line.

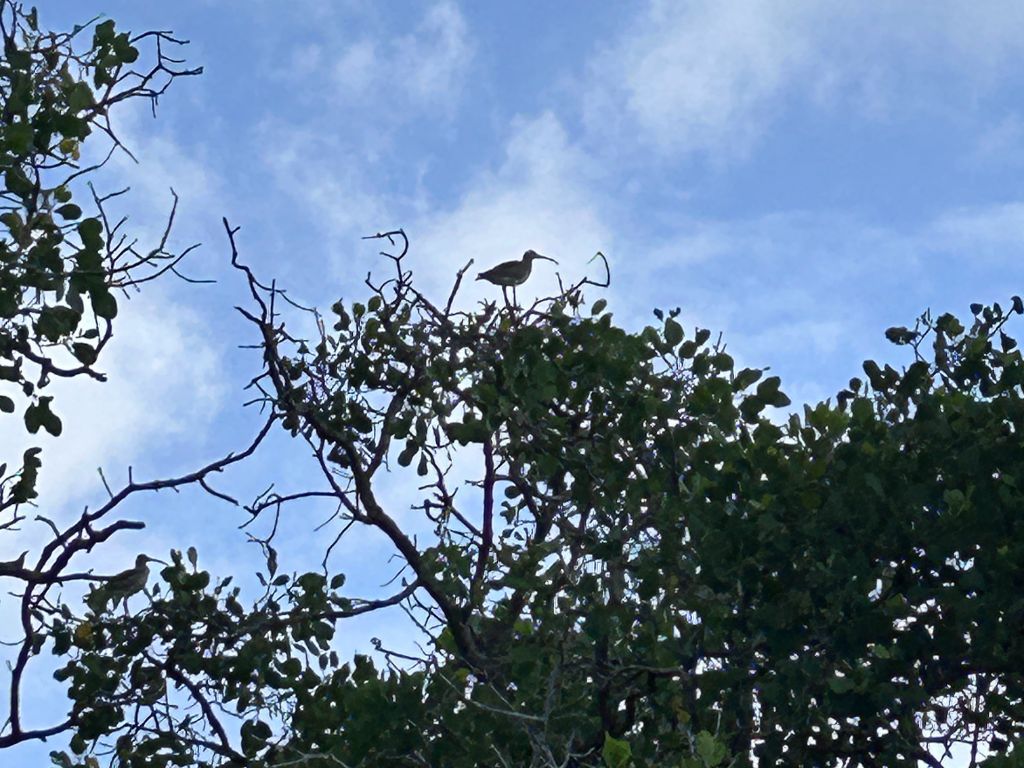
left=87, top=554, right=167, bottom=613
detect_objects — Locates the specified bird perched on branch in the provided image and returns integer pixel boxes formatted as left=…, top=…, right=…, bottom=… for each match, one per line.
left=476, top=250, right=557, bottom=305
left=87, top=554, right=166, bottom=613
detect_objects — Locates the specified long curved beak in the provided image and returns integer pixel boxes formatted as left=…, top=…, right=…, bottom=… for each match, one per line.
left=535, top=254, right=558, bottom=264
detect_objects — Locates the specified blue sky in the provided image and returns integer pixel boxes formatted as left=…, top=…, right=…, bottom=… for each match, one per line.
left=5, top=1, right=1024, bottom=762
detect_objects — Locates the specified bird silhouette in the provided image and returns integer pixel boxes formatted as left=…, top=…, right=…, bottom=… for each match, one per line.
left=476, top=250, right=557, bottom=305
left=88, top=554, right=166, bottom=613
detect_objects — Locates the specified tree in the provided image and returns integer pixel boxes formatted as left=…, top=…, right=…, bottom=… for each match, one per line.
left=2, top=5, right=1024, bottom=768
left=29, top=227, right=1024, bottom=767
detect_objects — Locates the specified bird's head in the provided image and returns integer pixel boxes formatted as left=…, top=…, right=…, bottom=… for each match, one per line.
left=136, top=554, right=167, bottom=568
left=523, top=249, right=557, bottom=264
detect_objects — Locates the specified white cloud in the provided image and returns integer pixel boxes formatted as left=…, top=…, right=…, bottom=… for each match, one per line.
left=0, top=287, right=225, bottom=689
left=400, top=1, right=473, bottom=104
left=333, top=39, right=378, bottom=95
left=926, top=202, right=1024, bottom=259
left=75, top=97, right=223, bottom=243
left=581, top=1, right=1024, bottom=161
left=583, top=1, right=811, bottom=159
left=0, top=287, right=224, bottom=522
left=253, top=2, right=478, bottom=301
left=263, top=121, right=389, bottom=234
left=331, top=0, right=473, bottom=112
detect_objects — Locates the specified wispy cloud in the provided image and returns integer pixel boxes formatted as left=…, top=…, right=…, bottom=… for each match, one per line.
left=967, top=114, right=1024, bottom=168
left=579, top=0, right=1024, bottom=162
left=617, top=200, right=1024, bottom=401
left=395, top=1, right=474, bottom=106
left=926, top=202, right=1024, bottom=259
left=293, top=0, right=474, bottom=114
left=582, top=1, right=812, bottom=159
left=0, top=288, right=224, bottom=525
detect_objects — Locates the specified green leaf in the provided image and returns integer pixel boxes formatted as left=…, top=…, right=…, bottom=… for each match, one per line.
left=55, top=203, right=82, bottom=221
left=71, top=343, right=97, bottom=365
left=67, top=81, right=94, bottom=112
left=0, top=395, right=14, bottom=413
left=5, top=167, right=34, bottom=196
left=0, top=211, right=24, bottom=233
left=864, top=473, right=884, bottom=498
left=827, top=675, right=855, bottom=694
left=78, top=217, right=103, bottom=248
left=24, top=402, right=42, bottom=433
left=733, top=367, right=762, bottom=390
left=664, top=318, right=684, bottom=346
left=756, top=376, right=789, bottom=407
left=448, top=417, right=488, bottom=445
left=936, top=312, right=964, bottom=336
left=36, top=306, right=81, bottom=342
left=69, top=734, right=87, bottom=755
left=113, top=35, right=139, bottom=64
left=94, top=19, right=116, bottom=45
left=397, top=443, right=417, bottom=467
left=90, top=289, right=117, bottom=319
left=5, top=122, right=34, bottom=154
left=602, top=733, right=631, bottom=768
left=885, top=325, right=917, bottom=344
left=695, top=731, right=727, bottom=767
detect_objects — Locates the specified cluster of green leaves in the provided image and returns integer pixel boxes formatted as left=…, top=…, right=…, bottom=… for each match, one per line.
left=0, top=7, right=137, bottom=423
left=0, top=2, right=144, bottom=527
left=49, top=547, right=355, bottom=768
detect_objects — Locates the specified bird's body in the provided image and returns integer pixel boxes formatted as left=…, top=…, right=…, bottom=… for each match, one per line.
left=477, top=250, right=557, bottom=304
left=89, top=554, right=165, bottom=613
